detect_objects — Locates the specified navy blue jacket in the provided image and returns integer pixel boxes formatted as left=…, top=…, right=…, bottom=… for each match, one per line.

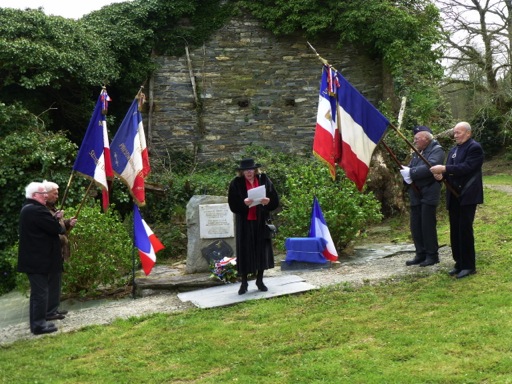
left=408, top=139, right=445, bottom=206
left=444, top=138, right=484, bottom=207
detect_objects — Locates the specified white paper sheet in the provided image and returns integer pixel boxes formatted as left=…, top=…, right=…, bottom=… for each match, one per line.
left=247, top=185, right=266, bottom=207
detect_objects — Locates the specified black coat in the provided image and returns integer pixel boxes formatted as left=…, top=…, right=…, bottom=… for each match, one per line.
left=444, top=138, right=484, bottom=207
left=17, top=198, right=65, bottom=274
left=228, top=173, right=279, bottom=274
left=408, top=139, right=445, bottom=206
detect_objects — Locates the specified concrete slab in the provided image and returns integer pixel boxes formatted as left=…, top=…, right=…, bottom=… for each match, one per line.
left=177, top=275, right=317, bottom=308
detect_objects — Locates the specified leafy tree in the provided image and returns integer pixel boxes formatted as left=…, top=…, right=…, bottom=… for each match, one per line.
left=0, top=103, right=79, bottom=251
left=0, top=8, right=119, bottom=139
left=437, top=0, right=512, bottom=150
left=439, top=0, right=511, bottom=114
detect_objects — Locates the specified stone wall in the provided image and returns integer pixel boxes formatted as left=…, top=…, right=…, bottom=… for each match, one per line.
left=147, top=12, right=385, bottom=162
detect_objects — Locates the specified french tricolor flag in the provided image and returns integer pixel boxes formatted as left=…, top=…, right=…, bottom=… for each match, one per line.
left=110, top=98, right=146, bottom=206
left=312, top=66, right=341, bottom=180
left=133, top=204, right=165, bottom=276
left=337, top=72, right=389, bottom=191
left=308, top=196, right=338, bottom=261
left=73, top=89, right=113, bottom=212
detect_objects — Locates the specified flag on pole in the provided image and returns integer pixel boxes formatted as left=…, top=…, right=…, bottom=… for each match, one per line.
left=313, top=66, right=341, bottom=179
left=110, top=97, right=146, bottom=206
left=72, top=88, right=113, bottom=212
left=133, top=204, right=164, bottom=276
left=308, top=196, right=338, bottom=261
left=137, top=95, right=151, bottom=178
left=337, top=72, right=389, bottom=191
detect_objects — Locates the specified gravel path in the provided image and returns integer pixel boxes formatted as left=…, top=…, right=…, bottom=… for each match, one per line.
left=0, top=245, right=453, bottom=346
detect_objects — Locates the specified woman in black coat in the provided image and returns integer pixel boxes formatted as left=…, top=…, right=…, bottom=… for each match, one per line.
left=228, top=159, right=279, bottom=295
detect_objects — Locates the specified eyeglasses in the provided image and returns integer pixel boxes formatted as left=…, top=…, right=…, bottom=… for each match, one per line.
left=34, top=192, right=48, bottom=195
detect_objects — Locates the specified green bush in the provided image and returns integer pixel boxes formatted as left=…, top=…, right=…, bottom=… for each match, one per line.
left=63, top=204, right=133, bottom=297
left=0, top=245, right=17, bottom=295
left=277, top=160, right=383, bottom=252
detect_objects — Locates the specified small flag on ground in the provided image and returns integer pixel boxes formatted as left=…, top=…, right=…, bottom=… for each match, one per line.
left=133, top=204, right=165, bottom=276
left=308, top=196, right=338, bottom=261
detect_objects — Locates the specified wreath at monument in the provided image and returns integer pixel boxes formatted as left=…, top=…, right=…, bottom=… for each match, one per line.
left=210, top=257, right=238, bottom=283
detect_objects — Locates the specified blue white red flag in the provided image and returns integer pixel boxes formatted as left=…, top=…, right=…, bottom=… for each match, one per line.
left=133, top=204, right=165, bottom=276
left=72, top=89, right=114, bottom=212
left=137, top=95, right=151, bottom=178
left=110, top=98, right=146, bottom=206
left=308, top=196, right=338, bottom=261
left=337, top=72, right=389, bottom=191
left=312, top=66, right=341, bottom=179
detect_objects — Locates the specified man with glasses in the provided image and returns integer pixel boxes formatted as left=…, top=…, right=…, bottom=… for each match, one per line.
left=17, top=182, right=66, bottom=335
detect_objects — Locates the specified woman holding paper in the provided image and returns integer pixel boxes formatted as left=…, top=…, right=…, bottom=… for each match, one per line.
left=228, top=158, right=280, bottom=295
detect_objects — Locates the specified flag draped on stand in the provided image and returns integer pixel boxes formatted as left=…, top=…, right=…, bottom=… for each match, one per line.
left=337, top=72, right=389, bottom=191
left=110, top=97, right=147, bottom=206
left=133, top=204, right=164, bottom=276
left=308, top=196, right=338, bottom=261
left=72, top=88, right=113, bottom=212
left=312, top=66, right=341, bottom=179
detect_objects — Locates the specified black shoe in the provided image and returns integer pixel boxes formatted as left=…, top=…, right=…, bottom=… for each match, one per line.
left=256, top=281, right=268, bottom=292
left=405, top=257, right=425, bottom=266
left=46, top=313, right=65, bottom=320
left=238, top=282, right=248, bottom=295
left=32, top=324, right=57, bottom=335
left=57, top=310, right=68, bottom=315
left=456, top=269, right=476, bottom=279
left=448, top=268, right=460, bottom=276
left=419, top=258, right=440, bottom=267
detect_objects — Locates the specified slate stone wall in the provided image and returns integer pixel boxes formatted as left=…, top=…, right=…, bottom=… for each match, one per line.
left=147, top=12, right=385, bottom=162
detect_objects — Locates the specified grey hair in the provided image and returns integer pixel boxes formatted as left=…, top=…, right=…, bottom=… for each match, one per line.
left=25, top=182, right=44, bottom=198
left=43, top=180, right=59, bottom=192
left=456, top=121, right=472, bottom=131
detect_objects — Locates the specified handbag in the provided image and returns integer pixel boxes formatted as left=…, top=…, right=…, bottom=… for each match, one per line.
left=265, top=214, right=277, bottom=239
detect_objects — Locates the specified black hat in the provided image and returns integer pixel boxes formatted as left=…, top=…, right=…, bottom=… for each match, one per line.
left=413, top=125, right=432, bottom=135
left=237, top=158, right=261, bottom=170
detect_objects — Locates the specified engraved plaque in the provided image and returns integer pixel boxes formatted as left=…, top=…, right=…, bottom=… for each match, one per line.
left=199, top=203, right=234, bottom=239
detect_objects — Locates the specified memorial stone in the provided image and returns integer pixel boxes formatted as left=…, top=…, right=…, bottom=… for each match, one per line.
left=186, top=195, right=236, bottom=273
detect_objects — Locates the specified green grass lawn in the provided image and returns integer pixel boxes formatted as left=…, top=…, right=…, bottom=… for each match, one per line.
left=1, top=177, right=512, bottom=383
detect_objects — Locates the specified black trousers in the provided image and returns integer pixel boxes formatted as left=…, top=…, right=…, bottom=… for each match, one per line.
left=448, top=201, right=477, bottom=270
left=27, top=273, right=51, bottom=331
left=47, top=271, right=62, bottom=316
left=410, top=203, right=439, bottom=259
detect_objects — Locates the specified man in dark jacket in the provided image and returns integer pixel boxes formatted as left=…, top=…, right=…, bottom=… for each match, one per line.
left=18, top=182, right=66, bottom=335
left=401, top=126, right=445, bottom=267
left=431, top=121, right=484, bottom=279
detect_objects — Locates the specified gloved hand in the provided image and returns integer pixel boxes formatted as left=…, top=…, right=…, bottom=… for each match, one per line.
left=399, top=166, right=413, bottom=184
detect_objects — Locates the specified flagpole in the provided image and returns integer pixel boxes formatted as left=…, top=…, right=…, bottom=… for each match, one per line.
left=59, top=171, right=75, bottom=210
left=306, top=42, right=459, bottom=198
left=131, top=205, right=137, bottom=299
left=74, top=180, right=94, bottom=219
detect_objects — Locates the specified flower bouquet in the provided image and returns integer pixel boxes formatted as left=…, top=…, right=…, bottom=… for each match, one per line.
left=210, top=257, right=238, bottom=283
